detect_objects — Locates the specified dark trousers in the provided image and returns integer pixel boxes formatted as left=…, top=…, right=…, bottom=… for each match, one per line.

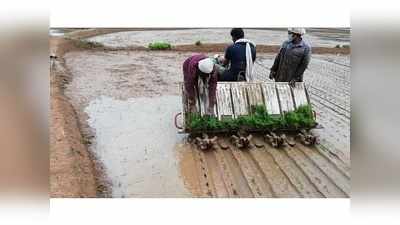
left=218, top=70, right=246, bottom=81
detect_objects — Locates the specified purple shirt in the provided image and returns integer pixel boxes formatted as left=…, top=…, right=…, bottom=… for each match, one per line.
left=182, top=54, right=217, bottom=106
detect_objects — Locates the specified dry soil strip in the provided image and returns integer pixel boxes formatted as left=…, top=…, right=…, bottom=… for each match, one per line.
left=172, top=44, right=350, bottom=55
left=50, top=58, right=101, bottom=197
left=72, top=44, right=350, bottom=55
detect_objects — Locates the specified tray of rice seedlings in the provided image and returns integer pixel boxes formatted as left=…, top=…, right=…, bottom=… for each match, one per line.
left=176, top=81, right=318, bottom=135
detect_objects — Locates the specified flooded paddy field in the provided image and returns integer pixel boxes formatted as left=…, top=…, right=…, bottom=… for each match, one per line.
left=62, top=48, right=350, bottom=197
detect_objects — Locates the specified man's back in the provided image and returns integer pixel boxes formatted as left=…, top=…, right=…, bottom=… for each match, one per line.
left=225, top=42, right=256, bottom=76
left=271, top=39, right=311, bottom=82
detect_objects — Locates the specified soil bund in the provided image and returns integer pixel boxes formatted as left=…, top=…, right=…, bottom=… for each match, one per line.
left=50, top=60, right=99, bottom=197
left=173, top=44, right=350, bottom=55
left=50, top=29, right=118, bottom=197
left=72, top=43, right=350, bottom=55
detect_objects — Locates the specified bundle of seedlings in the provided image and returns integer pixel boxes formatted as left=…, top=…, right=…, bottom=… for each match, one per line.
left=148, top=42, right=172, bottom=50
left=187, top=105, right=316, bottom=132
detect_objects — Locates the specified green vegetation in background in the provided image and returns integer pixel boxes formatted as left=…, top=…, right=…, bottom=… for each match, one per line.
left=148, top=42, right=172, bottom=50
left=335, top=44, right=350, bottom=49
left=187, top=105, right=316, bottom=131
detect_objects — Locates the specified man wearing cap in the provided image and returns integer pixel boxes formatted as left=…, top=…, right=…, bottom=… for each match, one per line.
left=183, top=54, right=217, bottom=115
left=269, top=28, right=311, bottom=87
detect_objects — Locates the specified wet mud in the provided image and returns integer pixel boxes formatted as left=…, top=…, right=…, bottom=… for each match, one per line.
left=62, top=43, right=350, bottom=197
left=179, top=135, right=350, bottom=198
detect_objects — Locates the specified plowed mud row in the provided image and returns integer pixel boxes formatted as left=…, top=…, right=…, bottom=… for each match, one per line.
left=180, top=135, right=350, bottom=198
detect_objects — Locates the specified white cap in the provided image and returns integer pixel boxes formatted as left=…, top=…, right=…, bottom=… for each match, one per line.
left=288, top=28, right=306, bottom=35
left=198, top=58, right=214, bottom=74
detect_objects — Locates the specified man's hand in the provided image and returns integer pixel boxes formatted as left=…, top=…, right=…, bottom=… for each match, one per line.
left=214, top=54, right=224, bottom=64
left=188, top=99, right=197, bottom=113
left=206, top=106, right=214, bottom=116
left=269, top=70, right=276, bottom=80
left=289, top=79, right=296, bottom=87
left=217, top=56, right=225, bottom=65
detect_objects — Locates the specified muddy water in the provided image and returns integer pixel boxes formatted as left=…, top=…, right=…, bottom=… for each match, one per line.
left=87, top=28, right=350, bottom=48
left=49, top=28, right=76, bottom=37
left=64, top=51, right=205, bottom=197
left=49, top=29, right=65, bottom=37
left=85, top=95, right=190, bottom=197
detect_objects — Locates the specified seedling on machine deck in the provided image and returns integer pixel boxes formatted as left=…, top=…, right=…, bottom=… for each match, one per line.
left=176, top=81, right=319, bottom=150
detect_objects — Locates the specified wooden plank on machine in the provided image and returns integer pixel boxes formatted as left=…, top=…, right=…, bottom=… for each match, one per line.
left=291, top=82, right=309, bottom=108
left=180, top=83, right=187, bottom=128
left=216, top=83, right=234, bottom=120
left=261, top=82, right=280, bottom=115
left=231, top=82, right=249, bottom=118
left=197, top=79, right=218, bottom=116
left=276, top=82, right=295, bottom=113
left=246, top=83, right=264, bottom=110
left=197, top=79, right=208, bottom=116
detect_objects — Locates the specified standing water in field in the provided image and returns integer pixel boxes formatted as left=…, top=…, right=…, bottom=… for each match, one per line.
left=85, top=95, right=190, bottom=197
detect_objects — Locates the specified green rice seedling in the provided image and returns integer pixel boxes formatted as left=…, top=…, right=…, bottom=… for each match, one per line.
left=148, top=42, right=172, bottom=50
left=187, top=104, right=316, bottom=132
